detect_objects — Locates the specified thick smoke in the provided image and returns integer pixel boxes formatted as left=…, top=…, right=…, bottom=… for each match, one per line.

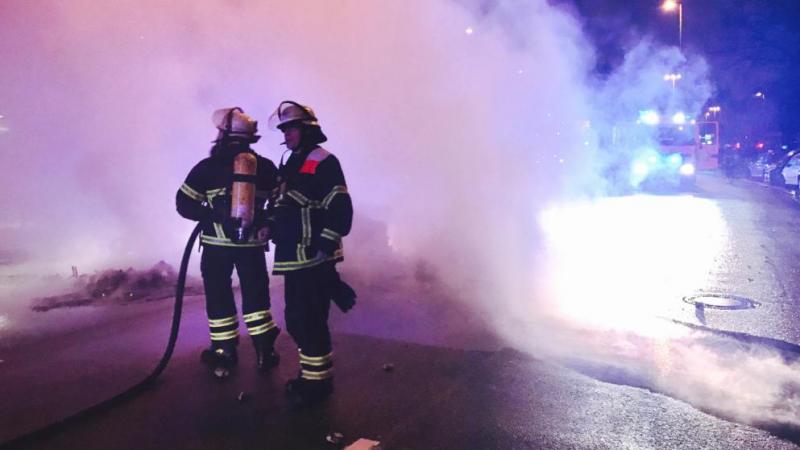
left=2, top=0, right=798, bottom=436
left=0, top=0, right=595, bottom=299
left=585, top=39, right=713, bottom=191
left=0, top=0, right=596, bottom=349
left=596, top=39, right=712, bottom=123
left=517, top=318, right=800, bottom=429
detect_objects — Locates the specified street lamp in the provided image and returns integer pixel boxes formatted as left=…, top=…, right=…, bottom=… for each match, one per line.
left=664, top=73, right=682, bottom=90
left=754, top=91, right=766, bottom=100
left=661, top=0, right=683, bottom=49
left=708, top=105, right=721, bottom=119
left=661, top=0, right=678, bottom=10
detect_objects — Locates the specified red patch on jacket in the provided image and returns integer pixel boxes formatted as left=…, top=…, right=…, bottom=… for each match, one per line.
left=299, top=160, right=319, bottom=174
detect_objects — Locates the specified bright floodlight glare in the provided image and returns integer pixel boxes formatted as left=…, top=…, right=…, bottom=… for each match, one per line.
left=679, top=163, right=695, bottom=176
left=672, top=112, right=687, bottom=125
left=668, top=153, right=683, bottom=166
left=464, top=27, right=474, bottom=35
left=639, top=110, right=660, bottom=125
left=538, top=195, right=727, bottom=334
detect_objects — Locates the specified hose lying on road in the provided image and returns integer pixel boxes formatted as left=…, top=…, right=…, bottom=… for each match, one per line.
left=1, top=223, right=202, bottom=449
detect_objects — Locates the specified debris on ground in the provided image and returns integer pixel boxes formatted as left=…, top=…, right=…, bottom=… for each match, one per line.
left=345, top=438, right=382, bottom=450
left=31, top=261, right=203, bottom=312
left=325, top=431, right=345, bottom=445
left=213, top=367, right=230, bottom=379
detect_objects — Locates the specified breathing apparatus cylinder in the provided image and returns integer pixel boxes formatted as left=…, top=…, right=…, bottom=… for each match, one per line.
left=230, top=152, right=257, bottom=243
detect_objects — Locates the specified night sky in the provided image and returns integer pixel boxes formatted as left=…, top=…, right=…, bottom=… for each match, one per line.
left=559, top=0, right=800, bottom=146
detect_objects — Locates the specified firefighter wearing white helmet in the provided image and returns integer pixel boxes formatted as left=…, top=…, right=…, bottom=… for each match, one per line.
left=267, top=101, right=328, bottom=144
left=266, top=100, right=354, bottom=407
left=176, top=107, right=281, bottom=379
left=211, top=107, right=260, bottom=143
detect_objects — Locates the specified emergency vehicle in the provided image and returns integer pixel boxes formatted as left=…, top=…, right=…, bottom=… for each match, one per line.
left=611, top=110, right=717, bottom=189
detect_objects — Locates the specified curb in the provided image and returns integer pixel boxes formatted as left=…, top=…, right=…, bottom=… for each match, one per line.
left=730, top=172, right=800, bottom=203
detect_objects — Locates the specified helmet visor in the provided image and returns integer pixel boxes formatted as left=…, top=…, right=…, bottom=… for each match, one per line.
left=267, top=101, right=319, bottom=130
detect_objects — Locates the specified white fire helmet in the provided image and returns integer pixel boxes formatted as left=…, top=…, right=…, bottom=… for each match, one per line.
left=211, top=107, right=260, bottom=142
left=267, top=100, right=327, bottom=144
left=267, top=101, right=321, bottom=130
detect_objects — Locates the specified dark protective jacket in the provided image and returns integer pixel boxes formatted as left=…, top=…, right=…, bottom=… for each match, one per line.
left=269, top=146, right=353, bottom=273
left=176, top=147, right=278, bottom=248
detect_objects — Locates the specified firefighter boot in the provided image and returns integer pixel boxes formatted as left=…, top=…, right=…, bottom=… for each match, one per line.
left=200, top=343, right=238, bottom=379
left=252, top=327, right=281, bottom=373
left=285, top=376, right=334, bottom=408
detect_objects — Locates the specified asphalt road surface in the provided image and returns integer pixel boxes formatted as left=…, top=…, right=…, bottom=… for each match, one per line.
left=1, top=172, right=800, bottom=449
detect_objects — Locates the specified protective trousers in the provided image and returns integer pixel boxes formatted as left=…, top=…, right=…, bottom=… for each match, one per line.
left=200, top=245, right=276, bottom=350
left=284, top=262, right=335, bottom=381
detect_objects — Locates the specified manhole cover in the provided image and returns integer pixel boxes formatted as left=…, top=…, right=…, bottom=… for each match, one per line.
left=683, top=294, right=759, bottom=310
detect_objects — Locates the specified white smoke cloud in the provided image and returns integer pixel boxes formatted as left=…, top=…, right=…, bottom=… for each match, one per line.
left=523, top=320, right=800, bottom=429
left=596, top=39, right=713, bottom=122
left=0, top=0, right=596, bottom=290
left=2, top=0, right=798, bottom=437
left=0, top=0, right=596, bottom=347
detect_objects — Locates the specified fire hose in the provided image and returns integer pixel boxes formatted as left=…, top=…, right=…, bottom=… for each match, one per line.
left=1, top=223, right=202, bottom=449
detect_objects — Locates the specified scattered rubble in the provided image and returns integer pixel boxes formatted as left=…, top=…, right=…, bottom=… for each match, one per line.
left=345, top=438, right=382, bottom=450
left=325, top=432, right=345, bottom=445
left=31, top=261, right=203, bottom=312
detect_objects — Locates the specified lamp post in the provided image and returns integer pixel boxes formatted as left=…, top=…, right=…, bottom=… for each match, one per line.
left=664, top=73, right=682, bottom=90
left=661, top=0, right=683, bottom=49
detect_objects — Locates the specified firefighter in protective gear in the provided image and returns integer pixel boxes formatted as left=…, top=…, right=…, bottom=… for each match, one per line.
left=267, top=100, right=353, bottom=406
left=176, top=107, right=280, bottom=378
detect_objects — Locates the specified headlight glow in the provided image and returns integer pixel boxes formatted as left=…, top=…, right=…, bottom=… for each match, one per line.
left=672, top=112, right=687, bottom=125
left=633, top=162, right=650, bottom=176
left=679, top=163, right=695, bottom=176
left=639, top=110, right=660, bottom=126
left=667, top=153, right=683, bottom=167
